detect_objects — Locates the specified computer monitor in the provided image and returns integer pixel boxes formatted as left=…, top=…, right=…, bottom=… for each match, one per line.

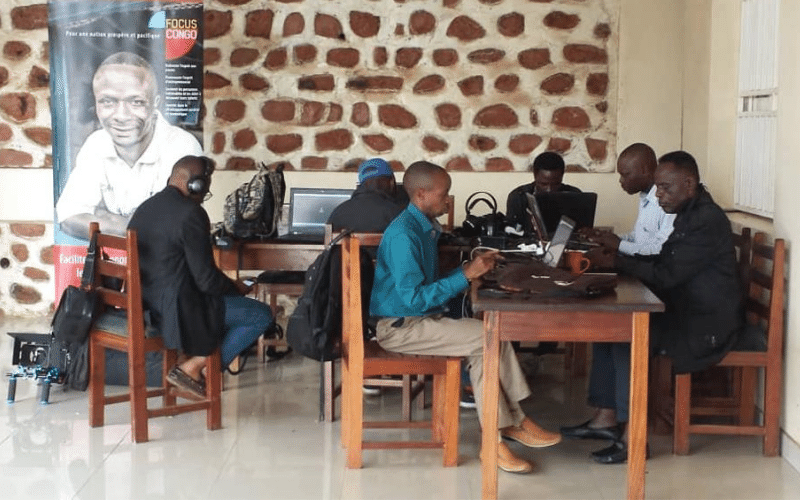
left=542, top=216, right=576, bottom=268
left=287, top=187, right=353, bottom=236
left=535, top=192, right=597, bottom=236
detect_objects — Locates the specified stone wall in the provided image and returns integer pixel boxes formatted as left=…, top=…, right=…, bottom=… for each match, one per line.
left=204, top=0, right=617, bottom=173
left=0, top=0, right=618, bottom=315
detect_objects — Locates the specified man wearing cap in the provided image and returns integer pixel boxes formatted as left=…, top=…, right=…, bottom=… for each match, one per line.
left=327, top=158, right=408, bottom=233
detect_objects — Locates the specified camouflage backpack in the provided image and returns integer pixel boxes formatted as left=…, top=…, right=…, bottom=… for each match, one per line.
left=223, top=162, right=286, bottom=239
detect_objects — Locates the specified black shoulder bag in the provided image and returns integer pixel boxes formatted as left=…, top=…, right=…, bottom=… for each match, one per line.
left=52, top=232, right=102, bottom=345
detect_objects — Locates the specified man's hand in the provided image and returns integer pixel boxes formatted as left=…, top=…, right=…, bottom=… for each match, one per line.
left=234, top=279, right=254, bottom=296
left=463, top=250, right=501, bottom=280
left=581, top=227, right=621, bottom=250
left=586, top=247, right=617, bottom=269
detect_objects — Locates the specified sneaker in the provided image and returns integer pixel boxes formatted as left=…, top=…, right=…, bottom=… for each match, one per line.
left=460, top=387, right=477, bottom=409
left=501, top=417, right=562, bottom=448
left=362, top=385, right=381, bottom=396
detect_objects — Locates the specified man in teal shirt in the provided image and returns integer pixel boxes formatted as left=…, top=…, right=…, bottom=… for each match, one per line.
left=371, top=161, right=561, bottom=474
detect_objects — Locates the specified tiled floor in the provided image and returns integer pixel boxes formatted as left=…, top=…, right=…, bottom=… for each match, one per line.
left=2, top=315, right=800, bottom=500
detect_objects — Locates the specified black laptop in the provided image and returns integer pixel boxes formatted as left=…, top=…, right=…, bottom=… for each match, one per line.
left=535, top=192, right=597, bottom=236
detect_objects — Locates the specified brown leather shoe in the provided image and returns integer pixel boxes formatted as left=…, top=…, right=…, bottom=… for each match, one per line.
left=501, top=417, right=562, bottom=448
left=496, top=442, right=533, bottom=474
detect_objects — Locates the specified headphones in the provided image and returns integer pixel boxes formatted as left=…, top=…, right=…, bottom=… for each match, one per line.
left=463, top=191, right=502, bottom=237
left=187, top=157, right=213, bottom=197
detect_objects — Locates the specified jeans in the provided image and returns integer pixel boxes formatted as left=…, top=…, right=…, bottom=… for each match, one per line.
left=221, top=295, right=274, bottom=367
left=588, top=342, right=631, bottom=423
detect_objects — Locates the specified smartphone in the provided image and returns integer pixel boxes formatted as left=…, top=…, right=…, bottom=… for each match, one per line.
left=242, top=279, right=255, bottom=286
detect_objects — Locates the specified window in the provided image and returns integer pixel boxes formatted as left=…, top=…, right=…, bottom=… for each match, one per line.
left=734, top=0, right=779, bottom=217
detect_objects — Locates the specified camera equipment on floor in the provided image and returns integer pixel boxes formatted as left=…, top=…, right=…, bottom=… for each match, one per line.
left=5, top=332, right=69, bottom=404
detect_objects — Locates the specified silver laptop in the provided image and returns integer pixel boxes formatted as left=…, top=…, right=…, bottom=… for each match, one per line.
left=542, top=216, right=576, bottom=267
left=284, top=187, right=353, bottom=240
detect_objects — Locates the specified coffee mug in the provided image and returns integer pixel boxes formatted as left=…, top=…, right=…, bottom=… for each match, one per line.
left=565, top=250, right=591, bottom=275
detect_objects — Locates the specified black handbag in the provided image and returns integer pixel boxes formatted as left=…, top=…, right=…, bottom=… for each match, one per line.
left=52, top=232, right=102, bottom=345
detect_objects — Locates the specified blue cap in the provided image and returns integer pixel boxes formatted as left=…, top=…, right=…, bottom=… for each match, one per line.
left=358, top=158, right=393, bottom=183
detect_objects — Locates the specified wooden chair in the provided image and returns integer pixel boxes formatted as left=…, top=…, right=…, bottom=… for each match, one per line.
left=650, top=227, right=754, bottom=434
left=673, top=231, right=785, bottom=456
left=339, top=234, right=461, bottom=468
left=87, top=222, right=222, bottom=443
left=320, top=227, right=425, bottom=422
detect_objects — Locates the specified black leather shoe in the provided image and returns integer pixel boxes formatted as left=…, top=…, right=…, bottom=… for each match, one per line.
left=592, top=441, right=650, bottom=464
left=560, top=420, right=623, bottom=441
left=591, top=441, right=622, bottom=458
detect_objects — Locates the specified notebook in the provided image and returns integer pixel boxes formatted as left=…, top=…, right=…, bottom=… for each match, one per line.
left=542, top=216, right=576, bottom=267
left=534, top=192, right=597, bottom=236
left=281, top=187, right=353, bottom=241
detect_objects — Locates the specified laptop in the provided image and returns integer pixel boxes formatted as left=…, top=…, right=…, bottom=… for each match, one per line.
left=281, top=187, right=353, bottom=242
left=534, top=192, right=598, bottom=236
left=542, top=216, right=576, bottom=267
left=524, top=192, right=549, bottom=244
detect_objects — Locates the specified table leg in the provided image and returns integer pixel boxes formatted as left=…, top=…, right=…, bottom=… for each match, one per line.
left=481, top=311, right=501, bottom=500
left=627, top=312, right=650, bottom=500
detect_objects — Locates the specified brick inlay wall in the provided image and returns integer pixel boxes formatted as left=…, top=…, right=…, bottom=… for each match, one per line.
left=203, top=0, right=617, bottom=173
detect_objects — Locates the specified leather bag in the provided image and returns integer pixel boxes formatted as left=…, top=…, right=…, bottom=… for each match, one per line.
left=52, top=233, right=101, bottom=345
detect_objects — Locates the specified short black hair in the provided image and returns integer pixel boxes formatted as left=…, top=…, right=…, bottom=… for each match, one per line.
left=531, top=152, right=565, bottom=173
left=658, top=150, right=699, bottom=181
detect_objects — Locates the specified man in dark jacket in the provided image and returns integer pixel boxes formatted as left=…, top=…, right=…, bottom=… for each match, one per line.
left=128, top=155, right=273, bottom=397
left=327, top=158, right=408, bottom=233
left=561, top=150, right=743, bottom=463
left=505, top=151, right=581, bottom=233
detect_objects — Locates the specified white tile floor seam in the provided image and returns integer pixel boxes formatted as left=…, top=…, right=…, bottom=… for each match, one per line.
left=2, top=315, right=800, bottom=500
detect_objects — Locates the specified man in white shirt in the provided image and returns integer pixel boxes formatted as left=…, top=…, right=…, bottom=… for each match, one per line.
left=56, top=52, right=202, bottom=241
left=561, top=142, right=674, bottom=463
left=582, top=143, right=675, bottom=256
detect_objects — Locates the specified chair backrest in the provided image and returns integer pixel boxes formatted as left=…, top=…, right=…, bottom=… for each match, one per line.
left=88, top=222, right=145, bottom=344
left=341, top=235, right=365, bottom=367
left=743, top=231, right=785, bottom=356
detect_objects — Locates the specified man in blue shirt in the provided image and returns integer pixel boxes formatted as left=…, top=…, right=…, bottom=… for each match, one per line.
left=371, top=161, right=561, bottom=474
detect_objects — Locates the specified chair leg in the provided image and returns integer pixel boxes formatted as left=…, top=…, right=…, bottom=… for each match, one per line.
left=322, top=360, right=336, bottom=422
left=401, top=375, right=412, bottom=421
left=129, top=349, right=149, bottom=443
left=673, top=373, right=691, bottom=455
left=763, top=364, right=781, bottom=456
left=416, top=375, right=426, bottom=411
left=431, top=374, right=443, bottom=443
left=206, top=351, right=222, bottom=431
left=345, top=363, right=364, bottom=469
left=738, top=367, right=757, bottom=426
left=88, top=339, right=105, bottom=428
left=340, top=359, right=350, bottom=448
left=442, top=360, right=460, bottom=467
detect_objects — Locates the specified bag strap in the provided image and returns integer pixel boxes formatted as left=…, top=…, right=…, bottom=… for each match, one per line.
left=79, top=231, right=99, bottom=289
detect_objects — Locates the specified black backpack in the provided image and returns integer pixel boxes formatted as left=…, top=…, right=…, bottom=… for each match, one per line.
left=222, top=162, right=286, bottom=239
left=286, top=232, right=375, bottom=362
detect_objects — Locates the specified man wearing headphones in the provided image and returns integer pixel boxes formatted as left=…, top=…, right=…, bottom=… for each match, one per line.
left=128, top=155, right=273, bottom=397
left=56, top=51, right=202, bottom=241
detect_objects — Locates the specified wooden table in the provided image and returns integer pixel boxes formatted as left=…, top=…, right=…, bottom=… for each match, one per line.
left=471, top=277, right=664, bottom=500
left=214, top=239, right=325, bottom=278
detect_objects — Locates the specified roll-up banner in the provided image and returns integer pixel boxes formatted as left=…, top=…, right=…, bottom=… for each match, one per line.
left=49, top=0, right=204, bottom=300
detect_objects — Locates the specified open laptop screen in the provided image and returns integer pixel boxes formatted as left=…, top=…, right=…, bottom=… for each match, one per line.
left=288, top=187, right=353, bottom=236
left=535, top=192, right=597, bottom=236
left=524, top=192, right=548, bottom=244
left=542, top=216, right=576, bottom=267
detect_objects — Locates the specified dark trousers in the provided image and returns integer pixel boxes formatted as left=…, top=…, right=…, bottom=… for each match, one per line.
left=588, top=342, right=631, bottom=423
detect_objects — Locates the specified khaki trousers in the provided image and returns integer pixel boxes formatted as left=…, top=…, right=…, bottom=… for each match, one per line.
left=376, top=316, right=531, bottom=429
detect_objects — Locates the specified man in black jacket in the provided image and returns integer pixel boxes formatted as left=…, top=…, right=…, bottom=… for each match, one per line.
left=128, top=155, right=273, bottom=397
left=327, top=158, right=408, bottom=233
left=561, top=150, right=743, bottom=463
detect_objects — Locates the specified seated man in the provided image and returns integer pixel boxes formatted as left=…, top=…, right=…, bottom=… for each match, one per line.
left=370, top=160, right=561, bottom=474
left=505, top=151, right=581, bottom=233
left=327, top=158, right=408, bottom=233
left=562, top=151, right=743, bottom=464
left=582, top=143, right=675, bottom=256
left=128, top=155, right=273, bottom=397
